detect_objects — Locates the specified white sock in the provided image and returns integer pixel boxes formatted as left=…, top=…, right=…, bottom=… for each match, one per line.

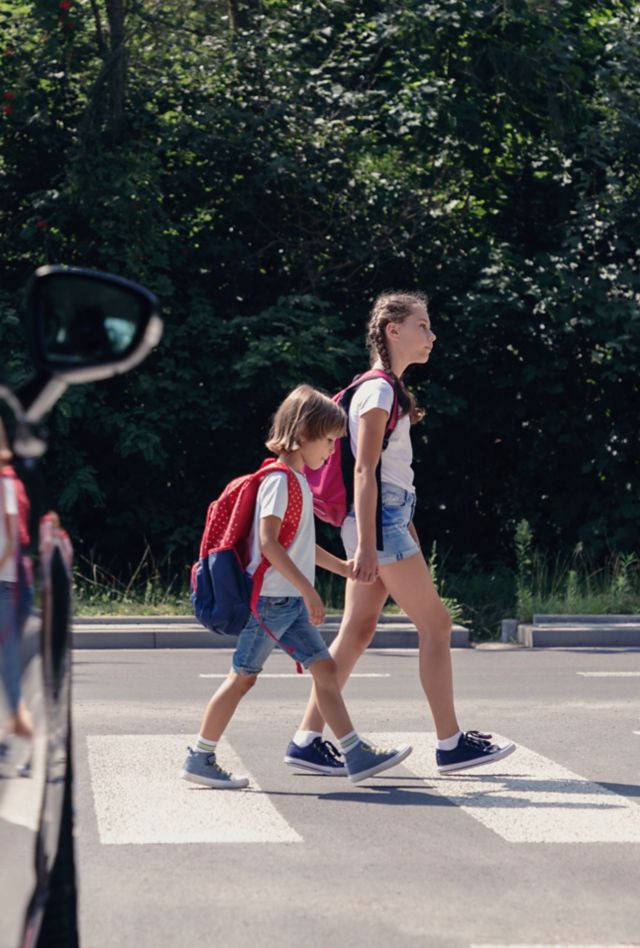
left=338, top=730, right=360, bottom=755
left=293, top=730, right=322, bottom=748
left=437, top=730, right=462, bottom=751
left=195, top=735, right=218, bottom=753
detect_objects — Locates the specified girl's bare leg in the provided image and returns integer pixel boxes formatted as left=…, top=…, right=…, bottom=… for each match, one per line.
left=297, top=577, right=389, bottom=733
left=379, top=552, right=459, bottom=739
left=307, top=658, right=353, bottom=739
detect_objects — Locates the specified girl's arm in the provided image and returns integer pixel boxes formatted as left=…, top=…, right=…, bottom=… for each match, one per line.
left=259, top=515, right=325, bottom=624
left=315, top=544, right=354, bottom=579
left=408, top=521, right=421, bottom=550
left=353, top=407, right=387, bottom=584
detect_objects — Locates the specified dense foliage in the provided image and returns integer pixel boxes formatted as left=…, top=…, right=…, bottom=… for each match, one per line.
left=1, top=0, right=638, bottom=580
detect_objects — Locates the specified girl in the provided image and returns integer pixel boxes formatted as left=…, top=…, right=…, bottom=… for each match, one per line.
left=181, top=385, right=411, bottom=789
left=285, top=293, right=516, bottom=775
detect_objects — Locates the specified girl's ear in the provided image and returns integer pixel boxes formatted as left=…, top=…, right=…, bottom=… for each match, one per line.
left=385, top=321, right=400, bottom=344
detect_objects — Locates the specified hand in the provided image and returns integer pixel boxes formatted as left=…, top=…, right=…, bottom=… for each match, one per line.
left=344, top=559, right=356, bottom=581
left=352, top=546, right=379, bottom=585
left=303, top=587, right=326, bottom=626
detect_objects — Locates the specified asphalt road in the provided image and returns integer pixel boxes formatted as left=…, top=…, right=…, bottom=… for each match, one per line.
left=71, top=645, right=640, bottom=948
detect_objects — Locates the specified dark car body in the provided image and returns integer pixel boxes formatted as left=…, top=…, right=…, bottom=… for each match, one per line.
left=0, top=267, right=162, bottom=948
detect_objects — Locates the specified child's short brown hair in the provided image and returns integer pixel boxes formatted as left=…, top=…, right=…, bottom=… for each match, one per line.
left=0, top=418, right=12, bottom=464
left=266, top=385, right=346, bottom=454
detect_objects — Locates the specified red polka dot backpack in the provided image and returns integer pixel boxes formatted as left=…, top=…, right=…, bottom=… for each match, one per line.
left=191, top=459, right=302, bottom=637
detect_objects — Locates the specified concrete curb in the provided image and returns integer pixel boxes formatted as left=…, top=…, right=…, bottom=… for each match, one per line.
left=502, top=614, right=640, bottom=648
left=72, top=615, right=471, bottom=649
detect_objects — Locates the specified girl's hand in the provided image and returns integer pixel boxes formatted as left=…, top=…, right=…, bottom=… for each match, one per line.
left=344, top=559, right=356, bottom=581
left=304, top=587, right=326, bottom=626
left=353, top=546, right=379, bottom=585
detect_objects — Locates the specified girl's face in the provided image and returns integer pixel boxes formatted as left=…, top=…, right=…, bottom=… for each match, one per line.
left=389, top=306, right=436, bottom=365
left=299, top=430, right=340, bottom=470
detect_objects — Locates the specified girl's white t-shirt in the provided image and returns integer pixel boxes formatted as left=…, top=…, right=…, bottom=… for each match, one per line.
left=246, top=469, right=315, bottom=597
left=348, top=378, right=415, bottom=493
left=0, top=476, right=18, bottom=583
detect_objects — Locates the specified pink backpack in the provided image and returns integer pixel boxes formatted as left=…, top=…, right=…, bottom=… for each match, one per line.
left=304, top=369, right=399, bottom=544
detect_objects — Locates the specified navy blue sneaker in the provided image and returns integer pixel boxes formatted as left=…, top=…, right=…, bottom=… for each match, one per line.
left=284, top=738, right=347, bottom=776
left=436, top=731, right=516, bottom=773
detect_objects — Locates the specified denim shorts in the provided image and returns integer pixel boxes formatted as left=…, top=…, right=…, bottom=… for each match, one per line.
left=232, top=596, right=330, bottom=676
left=341, top=482, right=420, bottom=566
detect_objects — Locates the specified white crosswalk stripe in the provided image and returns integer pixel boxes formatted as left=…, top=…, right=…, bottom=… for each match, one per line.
left=471, top=943, right=632, bottom=947
left=369, top=732, right=640, bottom=844
left=577, top=671, right=640, bottom=677
left=86, top=735, right=302, bottom=845
left=198, top=673, right=390, bottom=679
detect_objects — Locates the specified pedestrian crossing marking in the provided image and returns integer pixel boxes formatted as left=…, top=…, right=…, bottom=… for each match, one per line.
left=370, top=732, right=640, bottom=844
left=198, top=673, right=391, bottom=679
left=577, top=671, right=640, bottom=677
left=86, top=735, right=302, bottom=845
left=471, top=943, right=633, bottom=947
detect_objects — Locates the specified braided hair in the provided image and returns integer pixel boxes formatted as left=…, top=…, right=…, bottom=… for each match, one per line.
left=366, top=291, right=427, bottom=424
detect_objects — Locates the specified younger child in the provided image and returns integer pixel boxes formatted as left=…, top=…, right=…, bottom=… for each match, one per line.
left=181, top=385, right=411, bottom=789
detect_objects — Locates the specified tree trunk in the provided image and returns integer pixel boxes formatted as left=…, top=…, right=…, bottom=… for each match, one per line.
left=105, top=0, right=126, bottom=139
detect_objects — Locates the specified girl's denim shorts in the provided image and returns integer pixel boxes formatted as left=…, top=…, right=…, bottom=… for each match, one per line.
left=341, top=482, right=420, bottom=566
left=233, top=596, right=330, bottom=676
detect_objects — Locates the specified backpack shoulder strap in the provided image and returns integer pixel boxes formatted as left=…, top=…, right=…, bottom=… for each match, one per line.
left=255, top=460, right=303, bottom=546
left=342, top=368, right=400, bottom=443
left=249, top=461, right=303, bottom=611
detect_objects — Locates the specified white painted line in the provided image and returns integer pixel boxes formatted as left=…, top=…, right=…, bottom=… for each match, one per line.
left=371, top=732, right=640, bottom=843
left=471, top=943, right=633, bottom=947
left=577, top=671, right=640, bottom=677
left=198, top=673, right=391, bottom=679
left=86, top=735, right=302, bottom=845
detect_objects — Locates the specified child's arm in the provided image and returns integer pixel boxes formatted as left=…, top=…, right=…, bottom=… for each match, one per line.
left=259, top=515, right=325, bottom=625
left=315, top=545, right=354, bottom=580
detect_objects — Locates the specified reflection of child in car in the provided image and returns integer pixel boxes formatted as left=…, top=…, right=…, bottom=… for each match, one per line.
left=0, top=419, right=34, bottom=756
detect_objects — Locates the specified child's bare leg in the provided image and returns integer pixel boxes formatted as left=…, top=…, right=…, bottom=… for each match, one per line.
left=298, top=578, right=389, bottom=733
left=308, top=657, right=413, bottom=781
left=199, top=671, right=257, bottom=742
left=379, top=553, right=459, bottom=740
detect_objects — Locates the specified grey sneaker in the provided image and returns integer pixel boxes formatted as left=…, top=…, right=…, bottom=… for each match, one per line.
left=180, top=747, right=249, bottom=790
left=345, top=740, right=412, bottom=783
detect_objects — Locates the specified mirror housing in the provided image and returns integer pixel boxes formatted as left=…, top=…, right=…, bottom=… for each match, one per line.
left=25, top=265, right=162, bottom=383
left=8, top=266, right=163, bottom=446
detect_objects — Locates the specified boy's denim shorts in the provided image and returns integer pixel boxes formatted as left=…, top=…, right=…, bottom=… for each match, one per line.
left=233, top=596, right=331, bottom=676
left=341, top=482, right=420, bottom=566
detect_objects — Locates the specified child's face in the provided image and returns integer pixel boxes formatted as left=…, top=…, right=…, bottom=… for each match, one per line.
left=300, top=431, right=340, bottom=470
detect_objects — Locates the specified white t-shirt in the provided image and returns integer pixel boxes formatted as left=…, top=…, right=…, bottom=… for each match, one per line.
left=0, top=476, right=18, bottom=583
left=246, top=469, right=315, bottom=597
left=348, top=378, right=415, bottom=493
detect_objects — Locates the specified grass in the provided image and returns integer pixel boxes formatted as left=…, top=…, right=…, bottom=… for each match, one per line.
left=517, top=551, right=640, bottom=621
left=71, top=542, right=640, bottom=640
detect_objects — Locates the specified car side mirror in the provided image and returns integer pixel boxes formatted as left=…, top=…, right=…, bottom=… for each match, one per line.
left=26, top=265, right=162, bottom=383
left=8, top=266, right=163, bottom=454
